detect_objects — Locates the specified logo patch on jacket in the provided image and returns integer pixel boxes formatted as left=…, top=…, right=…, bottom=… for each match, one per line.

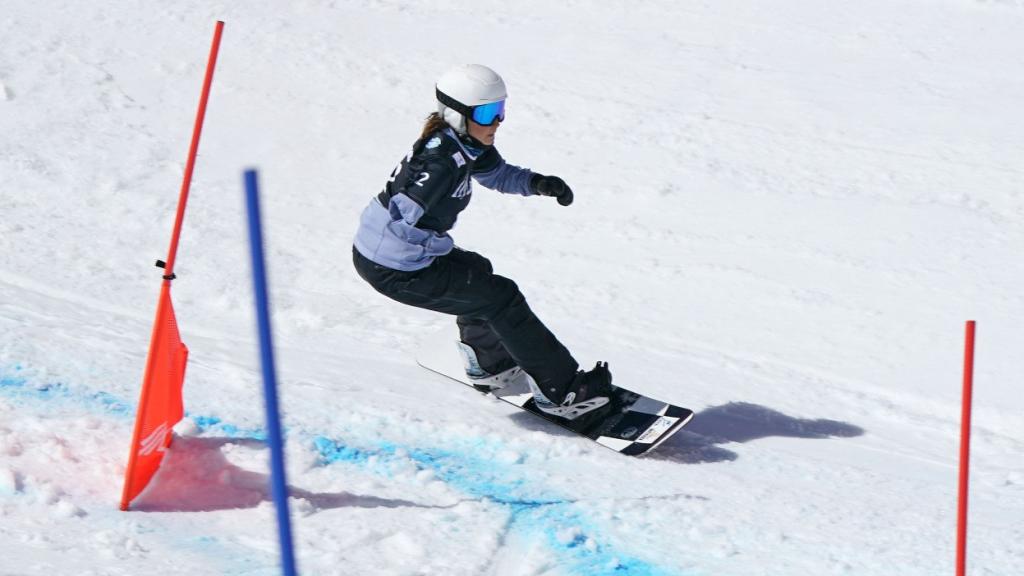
left=426, top=136, right=441, bottom=149
left=452, top=152, right=466, bottom=168
left=452, top=177, right=471, bottom=199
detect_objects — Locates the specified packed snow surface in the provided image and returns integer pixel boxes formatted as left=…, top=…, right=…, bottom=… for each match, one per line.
left=2, top=1, right=1023, bottom=574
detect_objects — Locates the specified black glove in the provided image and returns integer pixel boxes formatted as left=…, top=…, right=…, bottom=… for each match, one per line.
left=531, top=174, right=574, bottom=206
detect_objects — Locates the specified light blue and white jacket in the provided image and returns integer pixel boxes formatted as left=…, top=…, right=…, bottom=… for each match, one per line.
left=353, top=128, right=536, bottom=271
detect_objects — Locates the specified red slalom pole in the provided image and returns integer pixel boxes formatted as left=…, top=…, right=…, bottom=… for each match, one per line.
left=956, top=320, right=976, bottom=576
left=163, top=20, right=225, bottom=278
left=119, top=20, right=224, bottom=511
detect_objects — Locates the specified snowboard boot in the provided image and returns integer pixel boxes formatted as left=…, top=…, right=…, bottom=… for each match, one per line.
left=533, top=362, right=613, bottom=420
left=457, top=341, right=521, bottom=393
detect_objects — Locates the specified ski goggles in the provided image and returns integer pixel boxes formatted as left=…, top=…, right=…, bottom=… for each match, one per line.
left=437, top=88, right=506, bottom=126
left=470, top=100, right=505, bottom=126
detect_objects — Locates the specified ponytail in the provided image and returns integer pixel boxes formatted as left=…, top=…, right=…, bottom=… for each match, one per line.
left=420, top=112, right=450, bottom=139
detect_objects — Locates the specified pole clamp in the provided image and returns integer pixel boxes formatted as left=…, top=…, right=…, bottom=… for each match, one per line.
left=155, top=260, right=177, bottom=281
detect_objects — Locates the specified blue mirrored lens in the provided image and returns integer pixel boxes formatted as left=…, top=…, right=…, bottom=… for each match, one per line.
left=471, top=100, right=505, bottom=125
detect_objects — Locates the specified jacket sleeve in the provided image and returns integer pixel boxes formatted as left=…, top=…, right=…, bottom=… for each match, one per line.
left=471, top=147, right=535, bottom=196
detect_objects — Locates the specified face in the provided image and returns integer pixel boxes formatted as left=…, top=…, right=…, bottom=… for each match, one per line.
left=467, top=117, right=500, bottom=146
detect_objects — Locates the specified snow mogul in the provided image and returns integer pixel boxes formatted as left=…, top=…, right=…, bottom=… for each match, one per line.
left=352, top=64, right=612, bottom=420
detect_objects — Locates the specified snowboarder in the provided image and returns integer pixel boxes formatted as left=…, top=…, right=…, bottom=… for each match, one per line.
left=352, top=64, right=612, bottom=420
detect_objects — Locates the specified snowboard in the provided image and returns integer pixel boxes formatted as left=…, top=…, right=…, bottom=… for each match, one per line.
left=415, top=327, right=694, bottom=456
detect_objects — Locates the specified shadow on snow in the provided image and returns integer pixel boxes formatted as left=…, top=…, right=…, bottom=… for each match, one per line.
left=506, top=400, right=862, bottom=463
left=651, top=402, right=865, bottom=464
left=131, top=436, right=430, bottom=513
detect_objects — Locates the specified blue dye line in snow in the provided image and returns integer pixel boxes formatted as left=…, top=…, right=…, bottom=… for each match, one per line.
left=0, top=367, right=264, bottom=438
left=1, top=367, right=368, bottom=462
left=0, top=367, right=134, bottom=417
left=190, top=415, right=266, bottom=440
left=311, top=435, right=677, bottom=575
left=0, top=365, right=681, bottom=575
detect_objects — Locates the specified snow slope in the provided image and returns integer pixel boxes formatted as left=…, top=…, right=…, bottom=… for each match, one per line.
left=2, top=1, right=1023, bottom=574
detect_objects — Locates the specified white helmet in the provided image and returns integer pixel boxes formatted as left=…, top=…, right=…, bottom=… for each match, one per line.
left=436, top=64, right=507, bottom=134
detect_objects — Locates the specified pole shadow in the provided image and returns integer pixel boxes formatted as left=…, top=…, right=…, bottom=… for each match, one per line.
left=650, top=402, right=865, bottom=464
left=131, top=435, right=430, bottom=513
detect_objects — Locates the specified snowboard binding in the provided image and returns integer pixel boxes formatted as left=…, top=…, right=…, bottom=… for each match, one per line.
left=457, top=341, right=522, bottom=393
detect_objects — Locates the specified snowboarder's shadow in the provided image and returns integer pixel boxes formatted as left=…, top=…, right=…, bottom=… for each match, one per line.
left=652, top=402, right=865, bottom=464
left=131, top=435, right=430, bottom=513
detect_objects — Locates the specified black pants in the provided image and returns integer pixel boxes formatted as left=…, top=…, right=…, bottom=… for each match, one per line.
left=353, top=246, right=578, bottom=397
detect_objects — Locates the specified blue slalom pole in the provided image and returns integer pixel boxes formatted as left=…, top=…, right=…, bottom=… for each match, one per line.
left=244, top=169, right=298, bottom=576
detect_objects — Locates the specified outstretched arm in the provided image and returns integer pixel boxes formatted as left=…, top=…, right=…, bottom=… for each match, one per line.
left=472, top=147, right=534, bottom=196
left=472, top=147, right=574, bottom=206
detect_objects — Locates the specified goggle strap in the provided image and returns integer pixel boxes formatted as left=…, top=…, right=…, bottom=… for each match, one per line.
left=436, top=88, right=473, bottom=117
